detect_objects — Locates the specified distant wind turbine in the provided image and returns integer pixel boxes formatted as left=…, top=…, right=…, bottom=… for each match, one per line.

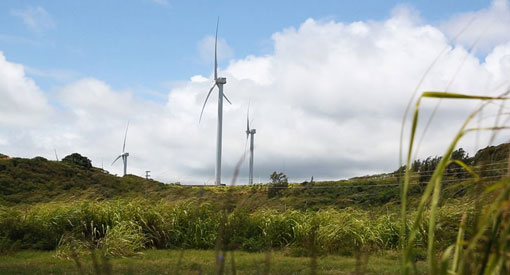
left=54, top=149, right=59, bottom=161
left=199, top=17, right=232, bottom=186
left=112, top=121, right=130, bottom=176
left=245, top=107, right=256, bottom=185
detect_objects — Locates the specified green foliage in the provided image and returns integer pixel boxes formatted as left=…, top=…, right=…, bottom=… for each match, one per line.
left=103, top=221, right=146, bottom=257
left=0, top=198, right=475, bottom=256
left=0, top=156, right=169, bottom=205
left=62, top=153, right=92, bottom=169
left=0, top=140, right=508, bottom=268
left=395, top=147, right=474, bottom=183
left=0, top=144, right=505, bottom=209
left=400, top=90, right=510, bottom=274
left=267, top=171, right=288, bottom=198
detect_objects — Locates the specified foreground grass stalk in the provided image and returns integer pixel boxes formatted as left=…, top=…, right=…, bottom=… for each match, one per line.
left=401, top=91, right=509, bottom=274
left=449, top=213, right=466, bottom=274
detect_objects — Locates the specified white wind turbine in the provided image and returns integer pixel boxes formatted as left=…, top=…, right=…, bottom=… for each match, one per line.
left=112, top=121, right=130, bottom=176
left=199, top=18, right=232, bottom=186
left=245, top=107, right=256, bottom=185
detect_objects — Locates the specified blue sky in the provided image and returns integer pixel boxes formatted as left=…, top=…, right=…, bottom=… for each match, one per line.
left=1, top=0, right=509, bottom=184
left=0, top=0, right=491, bottom=94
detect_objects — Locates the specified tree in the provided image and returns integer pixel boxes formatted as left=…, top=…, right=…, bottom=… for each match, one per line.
left=267, top=171, right=288, bottom=198
left=62, top=153, right=92, bottom=169
left=448, top=148, right=472, bottom=178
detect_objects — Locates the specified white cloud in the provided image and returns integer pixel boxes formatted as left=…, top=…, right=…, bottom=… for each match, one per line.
left=11, top=6, right=55, bottom=33
left=190, top=75, right=209, bottom=83
left=1, top=3, right=510, bottom=184
left=0, top=51, right=52, bottom=126
left=441, top=0, right=510, bottom=53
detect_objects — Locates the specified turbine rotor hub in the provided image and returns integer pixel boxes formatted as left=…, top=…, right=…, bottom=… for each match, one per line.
left=216, top=77, right=227, bottom=84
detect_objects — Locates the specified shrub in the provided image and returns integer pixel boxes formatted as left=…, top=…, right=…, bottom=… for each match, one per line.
left=267, top=171, right=288, bottom=198
left=62, top=153, right=92, bottom=169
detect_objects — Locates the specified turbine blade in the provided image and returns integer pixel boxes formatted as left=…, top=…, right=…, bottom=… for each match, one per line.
left=123, top=121, right=129, bottom=153
left=244, top=132, right=249, bottom=151
left=111, top=155, right=122, bottom=166
left=223, top=93, right=232, bottom=105
left=199, top=83, right=217, bottom=123
left=214, top=17, right=219, bottom=81
left=246, top=106, right=250, bottom=138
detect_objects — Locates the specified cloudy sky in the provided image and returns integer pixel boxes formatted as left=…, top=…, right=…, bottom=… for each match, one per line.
left=1, top=0, right=510, bottom=184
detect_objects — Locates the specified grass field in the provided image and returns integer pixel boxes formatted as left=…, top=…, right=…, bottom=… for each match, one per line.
left=0, top=249, right=426, bottom=274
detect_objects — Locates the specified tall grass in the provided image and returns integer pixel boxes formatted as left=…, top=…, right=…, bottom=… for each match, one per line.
left=400, top=90, right=510, bottom=274
left=0, top=198, right=473, bottom=258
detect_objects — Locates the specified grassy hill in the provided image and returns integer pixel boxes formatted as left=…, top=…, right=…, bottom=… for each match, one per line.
left=0, top=143, right=508, bottom=268
left=1, top=143, right=508, bottom=210
left=0, top=156, right=169, bottom=205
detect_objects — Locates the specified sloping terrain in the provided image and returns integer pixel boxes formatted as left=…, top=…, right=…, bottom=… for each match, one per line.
left=0, top=143, right=508, bottom=209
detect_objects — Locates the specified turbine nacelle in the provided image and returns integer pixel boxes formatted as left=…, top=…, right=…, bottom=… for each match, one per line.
left=216, top=77, right=226, bottom=85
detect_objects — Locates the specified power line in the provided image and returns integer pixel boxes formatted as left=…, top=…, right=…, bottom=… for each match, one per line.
left=263, top=175, right=508, bottom=189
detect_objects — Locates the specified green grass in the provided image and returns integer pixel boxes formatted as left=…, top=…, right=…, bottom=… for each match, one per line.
left=2, top=143, right=507, bottom=211
left=0, top=249, right=426, bottom=274
left=400, top=90, right=510, bottom=274
left=1, top=199, right=474, bottom=253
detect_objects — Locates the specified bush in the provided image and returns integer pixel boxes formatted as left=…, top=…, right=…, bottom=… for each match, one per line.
left=267, top=171, right=288, bottom=198
left=62, top=153, right=92, bottom=169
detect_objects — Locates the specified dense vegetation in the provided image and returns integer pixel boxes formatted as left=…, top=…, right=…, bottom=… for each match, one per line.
left=0, top=141, right=509, bottom=274
left=0, top=198, right=475, bottom=255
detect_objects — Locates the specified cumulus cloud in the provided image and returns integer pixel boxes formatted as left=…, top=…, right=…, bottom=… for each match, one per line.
left=11, top=6, right=55, bottom=33
left=441, top=0, right=510, bottom=53
left=0, top=51, right=52, bottom=126
left=1, top=3, right=510, bottom=184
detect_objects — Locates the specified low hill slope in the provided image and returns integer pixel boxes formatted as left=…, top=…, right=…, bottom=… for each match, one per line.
left=0, top=143, right=508, bottom=209
left=0, top=156, right=168, bottom=205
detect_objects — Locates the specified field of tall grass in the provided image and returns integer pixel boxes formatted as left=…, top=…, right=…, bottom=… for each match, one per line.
left=0, top=198, right=474, bottom=257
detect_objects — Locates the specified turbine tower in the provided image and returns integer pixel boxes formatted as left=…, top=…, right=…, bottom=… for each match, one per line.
left=199, top=18, right=232, bottom=186
left=112, top=121, right=130, bottom=176
left=246, top=108, right=256, bottom=185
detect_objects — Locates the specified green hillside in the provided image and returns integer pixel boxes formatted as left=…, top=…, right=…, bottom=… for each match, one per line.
left=0, top=143, right=508, bottom=270
left=1, top=143, right=508, bottom=210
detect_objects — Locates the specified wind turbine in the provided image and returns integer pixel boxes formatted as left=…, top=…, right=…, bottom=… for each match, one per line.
left=112, top=121, right=130, bottom=176
left=199, top=18, right=232, bottom=186
left=246, top=108, right=256, bottom=185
